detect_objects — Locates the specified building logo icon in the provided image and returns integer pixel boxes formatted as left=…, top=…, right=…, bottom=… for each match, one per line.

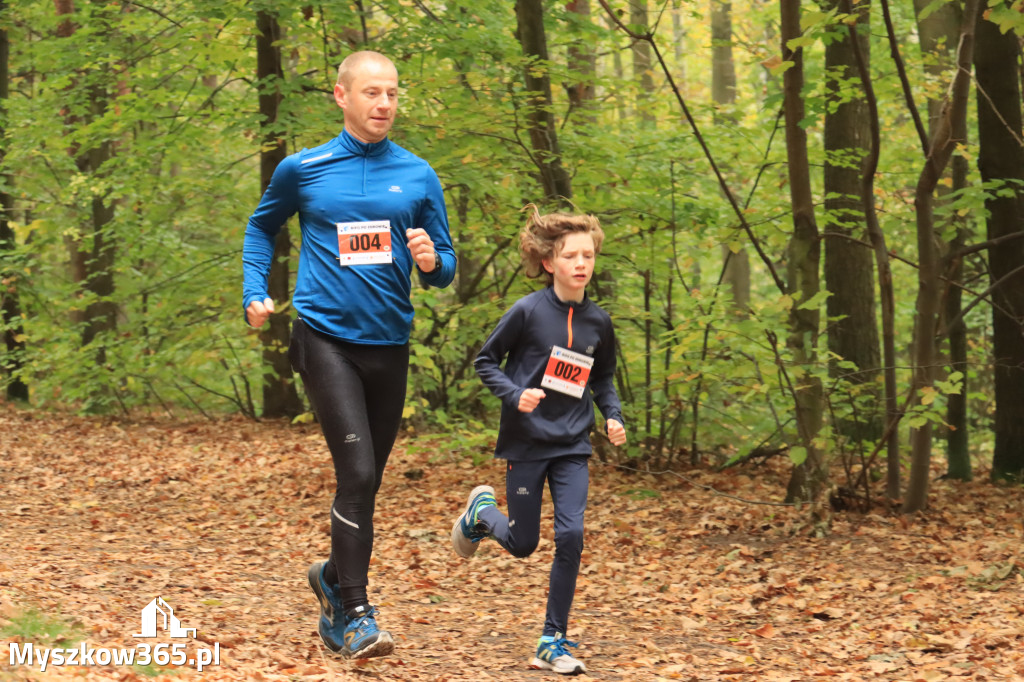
left=133, top=597, right=196, bottom=639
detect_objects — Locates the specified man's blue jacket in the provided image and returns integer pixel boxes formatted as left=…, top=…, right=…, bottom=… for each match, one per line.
left=243, top=128, right=455, bottom=345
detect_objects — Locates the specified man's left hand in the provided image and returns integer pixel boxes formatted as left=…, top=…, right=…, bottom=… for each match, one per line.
left=406, top=228, right=438, bottom=272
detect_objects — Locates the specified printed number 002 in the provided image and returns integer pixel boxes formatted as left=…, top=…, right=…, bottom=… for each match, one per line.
left=553, top=360, right=582, bottom=382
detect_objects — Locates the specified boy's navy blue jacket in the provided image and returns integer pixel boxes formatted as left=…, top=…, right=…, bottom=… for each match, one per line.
left=475, top=286, right=623, bottom=461
left=242, top=129, right=456, bottom=345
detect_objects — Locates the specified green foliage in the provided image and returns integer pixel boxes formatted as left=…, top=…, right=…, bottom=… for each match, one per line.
left=404, top=419, right=497, bottom=467
left=3, top=0, right=265, bottom=414
left=2, top=607, right=84, bottom=647
left=133, top=662, right=179, bottom=678
left=985, top=0, right=1024, bottom=35
left=0, top=0, right=1007, bottom=492
left=623, top=487, right=661, bottom=500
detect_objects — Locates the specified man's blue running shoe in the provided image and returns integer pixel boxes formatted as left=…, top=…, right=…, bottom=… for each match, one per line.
left=342, top=605, right=394, bottom=659
left=529, top=633, right=586, bottom=675
left=307, top=561, right=346, bottom=653
left=450, top=485, right=497, bottom=558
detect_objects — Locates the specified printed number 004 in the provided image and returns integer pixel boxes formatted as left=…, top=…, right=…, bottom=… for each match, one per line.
left=348, top=233, right=382, bottom=251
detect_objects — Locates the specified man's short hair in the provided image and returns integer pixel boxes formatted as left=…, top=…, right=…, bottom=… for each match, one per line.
left=336, top=51, right=396, bottom=88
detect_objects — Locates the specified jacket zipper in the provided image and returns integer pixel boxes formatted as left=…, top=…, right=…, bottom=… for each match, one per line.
left=567, top=306, right=574, bottom=349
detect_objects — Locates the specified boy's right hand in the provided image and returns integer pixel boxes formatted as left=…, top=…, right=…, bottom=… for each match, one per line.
left=246, top=297, right=275, bottom=328
left=607, top=418, right=627, bottom=446
left=518, top=388, right=546, bottom=413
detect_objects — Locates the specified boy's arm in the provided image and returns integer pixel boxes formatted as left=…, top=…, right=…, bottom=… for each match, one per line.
left=474, top=305, right=526, bottom=408
left=591, top=318, right=624, bottom=427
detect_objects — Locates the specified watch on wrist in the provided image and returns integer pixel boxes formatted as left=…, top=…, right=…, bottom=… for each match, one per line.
left=433, top=252, right=442, bottom=272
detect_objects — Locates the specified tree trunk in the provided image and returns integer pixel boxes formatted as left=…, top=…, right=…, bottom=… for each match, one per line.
left=671, top=1, right=686, bottom=85
left=54, top=0, right=118, bottom=380
left=0, top=0, right=28, bottom=401
left=565, top=0, right=596, bottom=123
left=606, top=12, right=626, bottom=122
left=835, top=2, right=899, bottom=502
left=838, top=0, right=898, bottom=501
left=975, top=6, right=1024, bottom=483
left=515, top=0, right=573, bottom=204
left=942, top=128, right=972, bottom=480
left=780, top=0, right=825, bottom=511
left=711, top=0, right=750, bottom=313
left=79, top=139, right=117, bottom=355
left=54, top=0, right=84, bottom=332
left=710, top=0, right=735, bottom=108
left=629, top=0, right=655, bottom=126
left=914, top=0, right=962, bottom=132
left=903, top=0, right=980, bottom=513
left=915, top=0, right=971, bottom=480
left=822, top=0, right=881, bottom=445
left=256, top=9, right=301, bottom=419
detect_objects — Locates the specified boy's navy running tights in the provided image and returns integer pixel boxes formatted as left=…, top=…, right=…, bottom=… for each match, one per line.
left=478, top=455, right=589, bottom=637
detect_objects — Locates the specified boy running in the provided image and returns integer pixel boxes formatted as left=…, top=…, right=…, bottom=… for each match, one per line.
left=450, top=206, right=626, bottom=675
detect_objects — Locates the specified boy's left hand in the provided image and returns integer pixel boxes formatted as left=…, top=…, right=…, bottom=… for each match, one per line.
left=607, top=419, right=626, bottom=446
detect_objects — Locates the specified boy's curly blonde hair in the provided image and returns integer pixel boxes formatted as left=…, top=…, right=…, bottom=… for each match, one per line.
left=519, top=204, right=605, bottom=285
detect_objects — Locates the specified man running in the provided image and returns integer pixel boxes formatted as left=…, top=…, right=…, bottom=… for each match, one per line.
left=242, top=50, right=456, bottom=659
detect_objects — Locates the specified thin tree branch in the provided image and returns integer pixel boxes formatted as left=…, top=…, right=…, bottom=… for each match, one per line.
left=125, top=1, right=184, bottom=28
left=940, top=263, right=1024, bottom=339
left=955, top=228, right=1024, bottom=258
left=412, top=0, right=443, bottom=23
left=879, top=0, right=929, bottom=153
left=973, top=75, right=1024, bottom=148
left=597, top=0, right=788, bottom=296
left=824, top=231, right=1020, bottom=324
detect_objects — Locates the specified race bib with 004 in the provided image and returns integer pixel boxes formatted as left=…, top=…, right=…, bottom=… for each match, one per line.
left=337, top=220, right=392, bottom=265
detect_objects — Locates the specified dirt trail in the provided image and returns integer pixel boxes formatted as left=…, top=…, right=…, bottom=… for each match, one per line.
left=1, top=408, right=1022, bottom=681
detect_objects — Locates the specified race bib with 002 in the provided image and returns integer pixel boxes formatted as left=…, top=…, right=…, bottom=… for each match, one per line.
left=540, top=345, right=594, bottom=399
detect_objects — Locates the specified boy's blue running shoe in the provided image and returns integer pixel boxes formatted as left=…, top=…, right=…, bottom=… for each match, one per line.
left=307, top=561, right=346, bottom=653
left=342, top=605, right=394, bottom=659
left=529, top=633, right=586, bottom=675
left=450, top=485, right=497, bottom=558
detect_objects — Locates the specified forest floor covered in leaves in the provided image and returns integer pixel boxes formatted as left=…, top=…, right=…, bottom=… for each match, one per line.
left=1, top=406, right=1022, bottom=681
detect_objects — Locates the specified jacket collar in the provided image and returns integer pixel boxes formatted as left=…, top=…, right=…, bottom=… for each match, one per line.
left=544, top=285, right=589, bottom=310
left=338, top=128, right=390, bottom=157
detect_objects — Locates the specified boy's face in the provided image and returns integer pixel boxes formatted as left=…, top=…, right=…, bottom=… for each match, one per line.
left=543, top=232, right=596, bottom=302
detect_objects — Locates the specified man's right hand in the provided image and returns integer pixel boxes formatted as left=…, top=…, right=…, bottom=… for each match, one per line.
left=246, top=298, right=275, bottom=328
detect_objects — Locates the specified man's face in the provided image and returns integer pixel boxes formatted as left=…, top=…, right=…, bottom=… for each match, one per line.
left=334, top=59, right=399, bottom=144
